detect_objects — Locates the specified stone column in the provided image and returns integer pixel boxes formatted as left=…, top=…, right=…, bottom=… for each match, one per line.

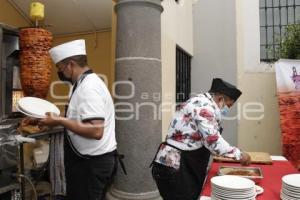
left=107, top=0, right=163, bottom=199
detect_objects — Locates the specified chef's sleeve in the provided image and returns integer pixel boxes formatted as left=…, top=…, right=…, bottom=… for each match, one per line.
left=192, top=105, right=242, bottom=160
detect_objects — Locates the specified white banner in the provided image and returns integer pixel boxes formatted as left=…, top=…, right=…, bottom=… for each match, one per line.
left=275, top=59, right=300, bottom=170
left=275, top=59, right=300, bottom=92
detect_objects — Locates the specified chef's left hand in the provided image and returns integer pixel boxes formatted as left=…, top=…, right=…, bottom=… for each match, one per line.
left=39, top=112, right=62, bottom=127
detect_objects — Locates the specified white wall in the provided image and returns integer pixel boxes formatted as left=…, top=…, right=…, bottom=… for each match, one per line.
left=191, top=0, right=238, bottom=145
left=191, top=0, right=281, bottom=154
left=161, top=0, right=194, bottom=139
left=236, top=0, right=281, bottom=154
left=161, top=0, right=193, bottom=55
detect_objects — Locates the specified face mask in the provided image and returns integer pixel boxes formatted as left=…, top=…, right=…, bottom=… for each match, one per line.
left=219, top=97, right=230, bottom=116
left=57, top=63, right=73, bottom=83
left=57, top=71, right=73, bottom=83
left=221, top=105, right=230, bottom=116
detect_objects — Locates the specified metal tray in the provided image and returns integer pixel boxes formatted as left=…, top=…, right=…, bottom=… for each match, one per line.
left=218, top=166, right=263, bottom=183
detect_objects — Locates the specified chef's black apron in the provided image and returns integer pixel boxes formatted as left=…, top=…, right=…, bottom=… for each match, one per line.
left=63, top=70, right=117, bottom=200
left=151, top=143, right=211, bottom=200
left=152, top=93, right=222, bottom=200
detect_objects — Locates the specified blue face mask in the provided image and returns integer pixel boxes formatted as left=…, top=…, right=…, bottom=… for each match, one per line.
left=221, top=105, right=230, bottom=116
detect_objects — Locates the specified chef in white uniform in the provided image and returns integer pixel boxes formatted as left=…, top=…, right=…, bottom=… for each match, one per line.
left=40, top=39, right=117, bottom=200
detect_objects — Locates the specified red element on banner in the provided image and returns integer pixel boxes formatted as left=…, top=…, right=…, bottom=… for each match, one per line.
left=278, top=92, right=300, bottom=170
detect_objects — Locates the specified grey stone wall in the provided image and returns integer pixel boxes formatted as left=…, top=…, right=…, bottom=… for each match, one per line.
left=107, top=0, right=163, bottom=199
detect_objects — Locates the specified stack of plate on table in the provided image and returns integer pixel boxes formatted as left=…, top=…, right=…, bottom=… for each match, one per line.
left=210, top=175, right=256, bottom=200
left=281, top=174, right=300, bottom=200
left=17, top=97, right=60, bottom=118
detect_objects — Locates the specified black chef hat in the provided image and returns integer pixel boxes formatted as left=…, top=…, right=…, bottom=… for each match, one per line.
left=209, top=78, right=242, bottom=101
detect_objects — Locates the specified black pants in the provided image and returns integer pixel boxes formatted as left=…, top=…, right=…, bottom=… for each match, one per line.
left=152, top=162, right=202, bottom=200
left=65, top=150, right=117, bottom=200
left=151, top=145, right=210, bottom=200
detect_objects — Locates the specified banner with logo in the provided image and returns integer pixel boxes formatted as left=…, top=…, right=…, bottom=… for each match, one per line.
left=275, top=59, right=300, bottom=169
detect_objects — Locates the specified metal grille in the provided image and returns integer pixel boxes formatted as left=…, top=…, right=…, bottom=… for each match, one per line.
left=260, top=0, right=300, bottom=62
left=176, top=46, right=191, bottom=103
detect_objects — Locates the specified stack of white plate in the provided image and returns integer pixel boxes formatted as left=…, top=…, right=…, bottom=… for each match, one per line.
left=281, top=174, right=300, bottom=200
left=210, top=175, right=256, bottom=200
left=17, top=97, right=60, bottom=118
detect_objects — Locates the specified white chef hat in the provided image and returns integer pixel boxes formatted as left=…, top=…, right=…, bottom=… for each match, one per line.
left=49, top=39, right=86, bottom=64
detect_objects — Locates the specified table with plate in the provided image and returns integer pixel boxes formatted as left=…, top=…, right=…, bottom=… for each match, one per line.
left=200, top=158, right=300, bottom=200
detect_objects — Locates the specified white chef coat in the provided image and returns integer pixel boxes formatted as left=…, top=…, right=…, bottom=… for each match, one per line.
left=66, top=72, right=117, bottom=156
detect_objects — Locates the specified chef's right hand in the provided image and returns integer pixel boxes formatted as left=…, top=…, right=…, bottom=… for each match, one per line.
left=39, top=112, right=62, bottom=127
left=240, top=152, right=251, bottom=166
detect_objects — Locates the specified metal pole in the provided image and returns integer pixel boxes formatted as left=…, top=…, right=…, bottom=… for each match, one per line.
left=18, top=143, right=25, bottom=200
left=0, top=27, right=3, bottom=119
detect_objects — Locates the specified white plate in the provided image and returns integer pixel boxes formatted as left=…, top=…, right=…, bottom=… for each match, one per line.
left=211, top=194, right=255, bottom=200
left=282, top=174, right=300, bottom=188
left=281, top=191, right=299, bottom=200
left=213, top=188, right=255, bottom=194
left=211, top=175, right=255, bottom=190
left=16, top=105, right=45, bottom=118
left=271, top=155, right=287, bottom=161
left=18, top=97, right=60, bottom=117
left=282, top=188, right=300, bottom=198
left=212, top=183, right=255, bottom=191
left=199, top=197, right=211, bottom=200
left=280, top=192, right=290, bottom=200
left=255, top=185, right=264, bottom=195
left=212, top=184, right=255, bottom=193
left=212, top=188, right=255, bottom=196
left=212, top=191, right=256, bottom=199
left=283, top=184, right=300, bottom=192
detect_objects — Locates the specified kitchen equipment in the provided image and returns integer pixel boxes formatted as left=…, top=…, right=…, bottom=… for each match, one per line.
left=218, top=166, right=263, bottom=184
left=0, top=118, right=20, bottom=195
left=214, top=152, right=273, bottom=165
left=0, top=23, right=21, bottom=119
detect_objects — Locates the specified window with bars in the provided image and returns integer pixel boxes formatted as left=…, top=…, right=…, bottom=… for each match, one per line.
left=260, top=0, right=300, bottom=62
left=176, top=46, right=191, bottom=103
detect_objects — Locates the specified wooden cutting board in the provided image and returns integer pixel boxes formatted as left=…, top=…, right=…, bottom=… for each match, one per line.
left=214, top=152, right=273, bottom=165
